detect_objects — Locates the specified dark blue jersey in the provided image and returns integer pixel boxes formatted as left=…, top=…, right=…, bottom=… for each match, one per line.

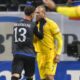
left=13, top=18, right=35, bottom=56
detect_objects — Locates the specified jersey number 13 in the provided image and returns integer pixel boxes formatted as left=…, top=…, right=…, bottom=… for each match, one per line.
left=14, top=27, right=27, bottom=42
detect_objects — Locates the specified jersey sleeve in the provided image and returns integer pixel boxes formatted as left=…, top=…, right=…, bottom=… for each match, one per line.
left=56, top=6, right=80, bottom=17
left=54, top=32, right=63, bottom=55
left=50, top=21, right=63, bottom=55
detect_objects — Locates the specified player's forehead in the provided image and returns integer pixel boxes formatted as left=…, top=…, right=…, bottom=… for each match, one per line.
left=35, top=7, right=43, bottom=13
left=35, top=8, right=40, bottom=13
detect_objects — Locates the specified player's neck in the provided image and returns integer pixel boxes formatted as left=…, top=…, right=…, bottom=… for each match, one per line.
left=24, top=16, right=32, bottom=21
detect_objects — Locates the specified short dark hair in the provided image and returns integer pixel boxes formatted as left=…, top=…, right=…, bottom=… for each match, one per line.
left=24, top=5, right=35, bottom=16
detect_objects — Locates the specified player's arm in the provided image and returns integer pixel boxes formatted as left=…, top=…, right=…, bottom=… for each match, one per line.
left=50, top=22, right=63, bottom=55
left=56, top=6, right=80, bottom=17
left=34, top=25, right=43, bottom=39
left=43, top=0, right=56, bottom=10
left=54, top=32, right=63, bottom=63
left=43, top=0, right=80, bottom=17
left=54, top=32, right=63, bottom=55
left=50, top=22, right=63, bottom=62
left=33, top=18, right=46, bottom=39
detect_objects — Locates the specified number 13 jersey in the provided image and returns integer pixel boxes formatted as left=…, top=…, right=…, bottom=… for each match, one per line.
left=13, top=18, right=35, bottom=55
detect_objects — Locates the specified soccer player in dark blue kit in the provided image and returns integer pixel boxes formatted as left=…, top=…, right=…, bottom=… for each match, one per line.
left=11, top=5, right=43, bottom=80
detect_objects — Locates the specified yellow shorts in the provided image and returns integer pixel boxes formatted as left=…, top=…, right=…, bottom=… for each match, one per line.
left=37, top=51, right=57, bottom=79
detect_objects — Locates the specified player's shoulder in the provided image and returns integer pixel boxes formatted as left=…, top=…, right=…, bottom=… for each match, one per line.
left=18, top=18, right=35, bottom=25
left=18, top=18, right=28, bottom=23
left=46, top=18, right=57, bottom=25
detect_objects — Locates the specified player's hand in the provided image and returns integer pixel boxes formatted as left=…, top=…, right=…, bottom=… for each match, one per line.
left=43, top=0, right=56, bottom=9
left=54, top=55, right=60, bottom=63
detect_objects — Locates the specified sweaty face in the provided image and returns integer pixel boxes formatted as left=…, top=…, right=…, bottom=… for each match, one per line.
left=35, top=7, right=45, bottom=21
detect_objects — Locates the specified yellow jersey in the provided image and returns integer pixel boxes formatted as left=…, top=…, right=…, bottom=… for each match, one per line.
left=57, top=6, right=80, bottom=17
left=34, top=18, right=63, bottom=55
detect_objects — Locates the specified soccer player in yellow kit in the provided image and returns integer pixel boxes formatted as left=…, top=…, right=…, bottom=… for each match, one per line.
left=34, top=5, right=63, bottom=80
left=43, top=0, right=80, bottom=18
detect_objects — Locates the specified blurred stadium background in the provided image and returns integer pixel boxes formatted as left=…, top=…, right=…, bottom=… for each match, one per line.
left=0, top=0, right=80, bottom=80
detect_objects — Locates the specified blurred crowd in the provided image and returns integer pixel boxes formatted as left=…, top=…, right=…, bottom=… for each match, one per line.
left=0, top=0, right=80, bottom=11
